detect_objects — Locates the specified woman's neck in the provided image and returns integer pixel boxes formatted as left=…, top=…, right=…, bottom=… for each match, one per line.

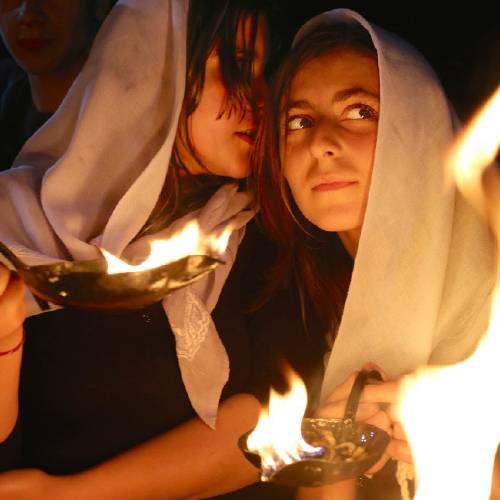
left=337, top=228, right=361, bottom=258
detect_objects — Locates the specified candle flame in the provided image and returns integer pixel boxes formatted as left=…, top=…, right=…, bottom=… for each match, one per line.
left=449, top=87, right=500, bottom=213
left=101, top=221, right=231, bottom=274
left=247, top=369, right=323, bottom=481
left=397, top=87, right=500, bottom=500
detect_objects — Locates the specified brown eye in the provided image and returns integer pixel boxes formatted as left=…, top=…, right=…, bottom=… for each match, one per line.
left=287, top=116, right=314, bottom=131
left=344, top=104, right=378, bottom=120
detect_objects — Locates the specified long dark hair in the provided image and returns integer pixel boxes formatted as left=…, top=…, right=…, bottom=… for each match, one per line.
left=253, top=23, right=376, bottom=335
left=139, top=0, right=274, bottom=237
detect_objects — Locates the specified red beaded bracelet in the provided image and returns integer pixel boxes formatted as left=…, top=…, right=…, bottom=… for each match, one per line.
left=0, top=330, right=25, bottom=356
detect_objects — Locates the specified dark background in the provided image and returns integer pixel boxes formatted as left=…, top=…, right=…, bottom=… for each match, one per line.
left=0, top=1, right=498, bottom=120
left=271, top=0, right=500, bottom=120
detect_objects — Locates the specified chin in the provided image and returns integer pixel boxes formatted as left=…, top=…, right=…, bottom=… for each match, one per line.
left=304, top=201, right=362, bottom=232
left=313, top=221, right=339, bottom=233
left=226, top=171, right=248, bottom=180
left=308, top=213, right=360, bottom=233
left=216, top=162, right=249, bottom=179
left=15, top=55, right=60, bottom=75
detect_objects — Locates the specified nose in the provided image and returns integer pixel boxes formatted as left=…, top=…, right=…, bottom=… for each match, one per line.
left=310, top=119, right=341, bottom=161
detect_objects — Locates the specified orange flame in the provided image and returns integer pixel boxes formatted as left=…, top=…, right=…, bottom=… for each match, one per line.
left=247, top=369, right=322, bottom=481
left=397, top=87, right=500, bottom=499
left=448, top=87, right=500, bottom=215
left=101, top=221, right=231, bottom=274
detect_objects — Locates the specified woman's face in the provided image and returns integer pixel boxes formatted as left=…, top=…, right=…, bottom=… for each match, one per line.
left=0, top=0, right=104, bottom=75
left=282, top=47, right=379, bottom=248
left=180, top=15, right=267, bottom=179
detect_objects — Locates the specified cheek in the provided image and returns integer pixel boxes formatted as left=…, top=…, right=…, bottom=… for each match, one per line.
left=192, top=93, right=219, bottom=125
left=363, top=132, right=377, bottom=160
left=188, top=111, right=213, bottom=156
left=363, top=136, right=377, bottom=180
left=0, top=8, right=17, bottom=33
left=0, top=16, right=21, bottom=54
left=198, top=68, right=228, bottom=116
left=283, top=142, right=309, bottom=190
left=51, top=11, right=87, bottom=46
left=283, top=160, right=304, bottom=208
left=282, top=153, right=294, bottom=186
left=349, top=131, right=377, bottom=178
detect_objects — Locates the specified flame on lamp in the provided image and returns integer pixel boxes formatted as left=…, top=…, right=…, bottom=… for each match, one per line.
left=246, top=368, right=323, bottom=481
left=100, top=221, right=232, bottom=274
left=449, top=87, right=500, bottom=214
left=397, top=87, right=500, bottom=500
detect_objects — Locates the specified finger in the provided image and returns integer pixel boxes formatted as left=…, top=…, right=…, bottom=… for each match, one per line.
left=314, top=401, right=344, bottom=419
left=393, top=422, right=407, bottom=441
left=316, top=399, right=375, bottom=420
left=361, top=381, right=400, bottom=405
left=365, top=410, right=392, bottom=435
left=366, top=452, right=391, bottom=475
left=317, top=402, right=388, bottom=428
left=387, top=438, right=413, bottom=464
left=355, top=403, right=387, bottom=422
left=322, top=371, right=359, bottom=406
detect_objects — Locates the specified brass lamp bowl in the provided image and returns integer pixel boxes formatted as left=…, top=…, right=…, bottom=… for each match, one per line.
left=239, top=370, right=390, bottom=487
left=0, top=242, right=222, bottom=310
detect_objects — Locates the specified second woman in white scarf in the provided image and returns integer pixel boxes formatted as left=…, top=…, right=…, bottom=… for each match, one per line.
left=254, top=8, right=495, bottom=499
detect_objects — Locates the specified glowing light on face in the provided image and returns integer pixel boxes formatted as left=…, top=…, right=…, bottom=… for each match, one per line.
left=282, top=48, right=379, bottom=254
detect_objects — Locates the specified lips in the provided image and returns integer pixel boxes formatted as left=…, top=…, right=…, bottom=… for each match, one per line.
left=312, top=180, right=357, bottom=192
left=17, top=37, right=50, bottom=51
left=235, top=129, right=257, bottom=145
left=16, top=24, right=53, bottom=51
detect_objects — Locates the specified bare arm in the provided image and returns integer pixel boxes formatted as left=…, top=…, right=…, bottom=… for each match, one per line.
left=296, top=480, right=357, bottom=500
left=52, top=393, right=261, bottom=500
left=0, top=266, right=25, bottom=442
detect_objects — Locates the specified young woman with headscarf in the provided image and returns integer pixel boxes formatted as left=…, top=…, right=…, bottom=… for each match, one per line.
left=0, top=1, right=311, bottom=498
left=255, top=8, right=496, bottom=499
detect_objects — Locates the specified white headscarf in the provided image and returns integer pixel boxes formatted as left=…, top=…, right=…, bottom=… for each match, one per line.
left=0, top=0, right=253, bottom=428
left=292, top=9, right=496, bottom=401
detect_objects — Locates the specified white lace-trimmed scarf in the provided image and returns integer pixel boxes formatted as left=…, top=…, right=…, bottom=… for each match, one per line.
left=0, top=0, right=253, bottom=429
left=293, top=9, right=496, bottom=495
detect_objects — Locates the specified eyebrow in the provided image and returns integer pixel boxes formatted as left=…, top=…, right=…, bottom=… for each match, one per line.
left=286, top=86, right=379, bottom=111
left=332, top=86, right=379, bottom=103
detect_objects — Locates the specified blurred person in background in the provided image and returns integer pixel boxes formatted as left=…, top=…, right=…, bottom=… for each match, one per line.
left=0, top=0, right=116, bottom=170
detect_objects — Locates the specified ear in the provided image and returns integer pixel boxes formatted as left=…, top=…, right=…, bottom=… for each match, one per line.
left=93, top=0, right=113, bottom=22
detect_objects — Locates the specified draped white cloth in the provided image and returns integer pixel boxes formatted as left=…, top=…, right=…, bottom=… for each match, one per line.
left=0, top=0, right=253, bottom=428
left=293, top=9, right=496, bottom=401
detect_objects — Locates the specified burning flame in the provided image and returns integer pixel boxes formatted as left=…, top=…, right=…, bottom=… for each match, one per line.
left=449, top=87, right=500, bottom=214
left=101, top=221, right=231, bottom=274
left=246, top=369, right=323, bottom=481
left=397, top=87, right=500, bottom=500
